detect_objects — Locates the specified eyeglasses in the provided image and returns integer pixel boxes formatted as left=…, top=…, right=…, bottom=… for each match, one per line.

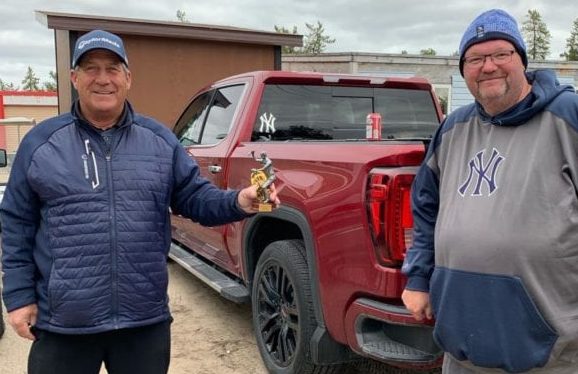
left=463, top=50, right=516, bottom=67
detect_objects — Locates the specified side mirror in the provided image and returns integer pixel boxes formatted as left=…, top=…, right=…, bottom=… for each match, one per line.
left=0, top=149, right=6, bottom=167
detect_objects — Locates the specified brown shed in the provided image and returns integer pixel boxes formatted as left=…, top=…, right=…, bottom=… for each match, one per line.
left=35, top=11, right=302, bottom=128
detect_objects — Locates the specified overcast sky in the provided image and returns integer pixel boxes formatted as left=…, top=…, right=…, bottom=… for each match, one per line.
left=1, top=0, right=576, bottom=87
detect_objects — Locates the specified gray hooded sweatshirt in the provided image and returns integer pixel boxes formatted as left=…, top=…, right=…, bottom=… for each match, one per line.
left=403, top=70, right=578, bottom=373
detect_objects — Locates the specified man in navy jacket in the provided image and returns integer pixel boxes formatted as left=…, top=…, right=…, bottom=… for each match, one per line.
left=0, top=29, right=279, bottom=374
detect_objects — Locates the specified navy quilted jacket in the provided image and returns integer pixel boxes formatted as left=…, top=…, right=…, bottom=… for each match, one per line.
left=0, top=102, right=247, bottom=334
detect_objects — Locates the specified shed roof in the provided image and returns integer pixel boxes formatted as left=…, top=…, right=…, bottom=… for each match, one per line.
left=35, top=10, right=302, bottom=47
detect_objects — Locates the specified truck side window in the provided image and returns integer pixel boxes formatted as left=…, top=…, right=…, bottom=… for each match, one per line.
left=174, top=91, right=212, bottom=146
left=200, top=85, right=245, bottom=145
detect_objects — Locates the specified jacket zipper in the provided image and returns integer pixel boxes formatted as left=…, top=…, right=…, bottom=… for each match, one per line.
left=104, top=134, right=119, bottom=329
left=85, top=130, right=120, bottom=329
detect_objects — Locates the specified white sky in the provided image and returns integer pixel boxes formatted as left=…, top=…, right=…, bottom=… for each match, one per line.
left=0, top=0, right=576, bottom=87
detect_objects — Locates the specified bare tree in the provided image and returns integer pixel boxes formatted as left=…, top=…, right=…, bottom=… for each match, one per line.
left=522, top=9, right=551, bottom=60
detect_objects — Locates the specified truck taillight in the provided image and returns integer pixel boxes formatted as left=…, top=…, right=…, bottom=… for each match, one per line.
left=367, top=173, right=415, bottom=266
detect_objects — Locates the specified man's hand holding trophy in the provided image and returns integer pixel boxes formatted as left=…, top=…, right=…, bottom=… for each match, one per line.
left=250, top=151, right=277, bottom=212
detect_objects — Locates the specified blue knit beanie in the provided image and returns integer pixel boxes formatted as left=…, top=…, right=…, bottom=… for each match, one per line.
left=459, top=9, right=527, bottom=75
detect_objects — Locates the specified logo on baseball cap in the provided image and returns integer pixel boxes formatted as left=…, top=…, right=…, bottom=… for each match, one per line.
left=72, top=29, right=129, bottom=67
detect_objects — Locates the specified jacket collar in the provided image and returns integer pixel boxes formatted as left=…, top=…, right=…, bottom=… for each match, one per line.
left=476, top=69, right=573, bottom=126
left=71, top=100, right=134, bottom=131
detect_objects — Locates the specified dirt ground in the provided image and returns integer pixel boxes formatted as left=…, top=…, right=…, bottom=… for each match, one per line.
left=0, top=261, right=439, bottom=374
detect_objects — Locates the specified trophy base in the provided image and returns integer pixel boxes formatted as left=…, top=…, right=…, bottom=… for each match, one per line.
left=253, top=202, right=273, bottom=212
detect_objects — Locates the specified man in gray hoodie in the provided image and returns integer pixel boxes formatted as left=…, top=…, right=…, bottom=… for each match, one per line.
left=402, top=9, right=578, bottom=374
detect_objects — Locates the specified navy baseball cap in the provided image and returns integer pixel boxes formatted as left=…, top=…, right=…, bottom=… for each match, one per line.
left=72, top=30, right=129, bottom=68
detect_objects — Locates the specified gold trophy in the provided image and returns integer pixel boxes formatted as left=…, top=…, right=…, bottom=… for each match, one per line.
left=250, top=151, right=276, bottom=212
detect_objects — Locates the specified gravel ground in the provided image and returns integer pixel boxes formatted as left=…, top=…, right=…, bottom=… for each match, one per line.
left=0, top=261, right=441, bottom=373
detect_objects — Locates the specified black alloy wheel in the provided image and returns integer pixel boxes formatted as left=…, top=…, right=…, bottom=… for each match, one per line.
left=252, top=240, right=341, bottom=374
left=256, top=254, right=298, bottom=366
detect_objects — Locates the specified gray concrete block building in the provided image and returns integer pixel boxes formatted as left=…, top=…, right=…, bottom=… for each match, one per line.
left=282, top=53, right=578, bottom=114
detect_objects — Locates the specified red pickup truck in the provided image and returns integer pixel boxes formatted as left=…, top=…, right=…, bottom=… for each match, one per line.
left=169, top=70, right=443, bottom=373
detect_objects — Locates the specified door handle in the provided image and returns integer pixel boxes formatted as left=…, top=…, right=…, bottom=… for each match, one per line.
left=208, top=165, right=222, bottom=174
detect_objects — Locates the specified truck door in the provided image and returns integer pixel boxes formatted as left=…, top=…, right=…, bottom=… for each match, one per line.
left=171, top=83, right=247, bottom=273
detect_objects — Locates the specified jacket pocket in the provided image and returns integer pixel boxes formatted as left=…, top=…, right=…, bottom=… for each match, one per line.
left=429, top=267, right=558, bottom=373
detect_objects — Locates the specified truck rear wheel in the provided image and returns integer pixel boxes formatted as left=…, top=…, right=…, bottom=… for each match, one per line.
left=252, top=240, right=340, bottom=374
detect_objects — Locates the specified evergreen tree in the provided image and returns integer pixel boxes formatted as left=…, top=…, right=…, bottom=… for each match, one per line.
left=274, top=25, right=300, bottom=54
left=565, top=17, right=578, bottom=61
left=438, top=96, right=448, bottom=115
left=302, top=21, right=335, bottom=54
left=522, top=9, right=551, bottom=60
left=21, top=66, right=40, bottom=91
left=274, top=21, right=335, bottom=55
left=0, top=78, right=16, bottom=90
left=176, top=9, right=188, bottom=23
left=43, top=70, right=57, bottom=91
left=420, top=48, right=437, bottom=56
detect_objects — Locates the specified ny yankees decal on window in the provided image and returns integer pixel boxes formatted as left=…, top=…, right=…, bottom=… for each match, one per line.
left=259, top=112, right=276, bottom=134
left=458, top=148, right=504, bottom=197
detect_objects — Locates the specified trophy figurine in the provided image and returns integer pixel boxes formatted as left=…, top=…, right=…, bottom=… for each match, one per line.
left=250, top=151, right=276, bottom=212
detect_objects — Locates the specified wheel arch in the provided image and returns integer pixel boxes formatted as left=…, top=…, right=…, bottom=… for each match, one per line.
left=243, top=206, right=354, bottom=365
left=243, top=206, right=324, bottom=328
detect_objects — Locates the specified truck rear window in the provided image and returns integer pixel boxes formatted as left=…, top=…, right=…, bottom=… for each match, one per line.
left=252, top=85, right=439, bottom=141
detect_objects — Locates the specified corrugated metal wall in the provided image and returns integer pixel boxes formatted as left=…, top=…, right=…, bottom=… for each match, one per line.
left=449, top=75, right=474, bottom=113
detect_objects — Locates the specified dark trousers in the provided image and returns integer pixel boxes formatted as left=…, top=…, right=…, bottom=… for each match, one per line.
left=28, top=320, right=171, bottom=374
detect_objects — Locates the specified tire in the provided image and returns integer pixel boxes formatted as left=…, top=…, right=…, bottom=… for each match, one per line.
left=252, top=240, right=341, bottom=374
